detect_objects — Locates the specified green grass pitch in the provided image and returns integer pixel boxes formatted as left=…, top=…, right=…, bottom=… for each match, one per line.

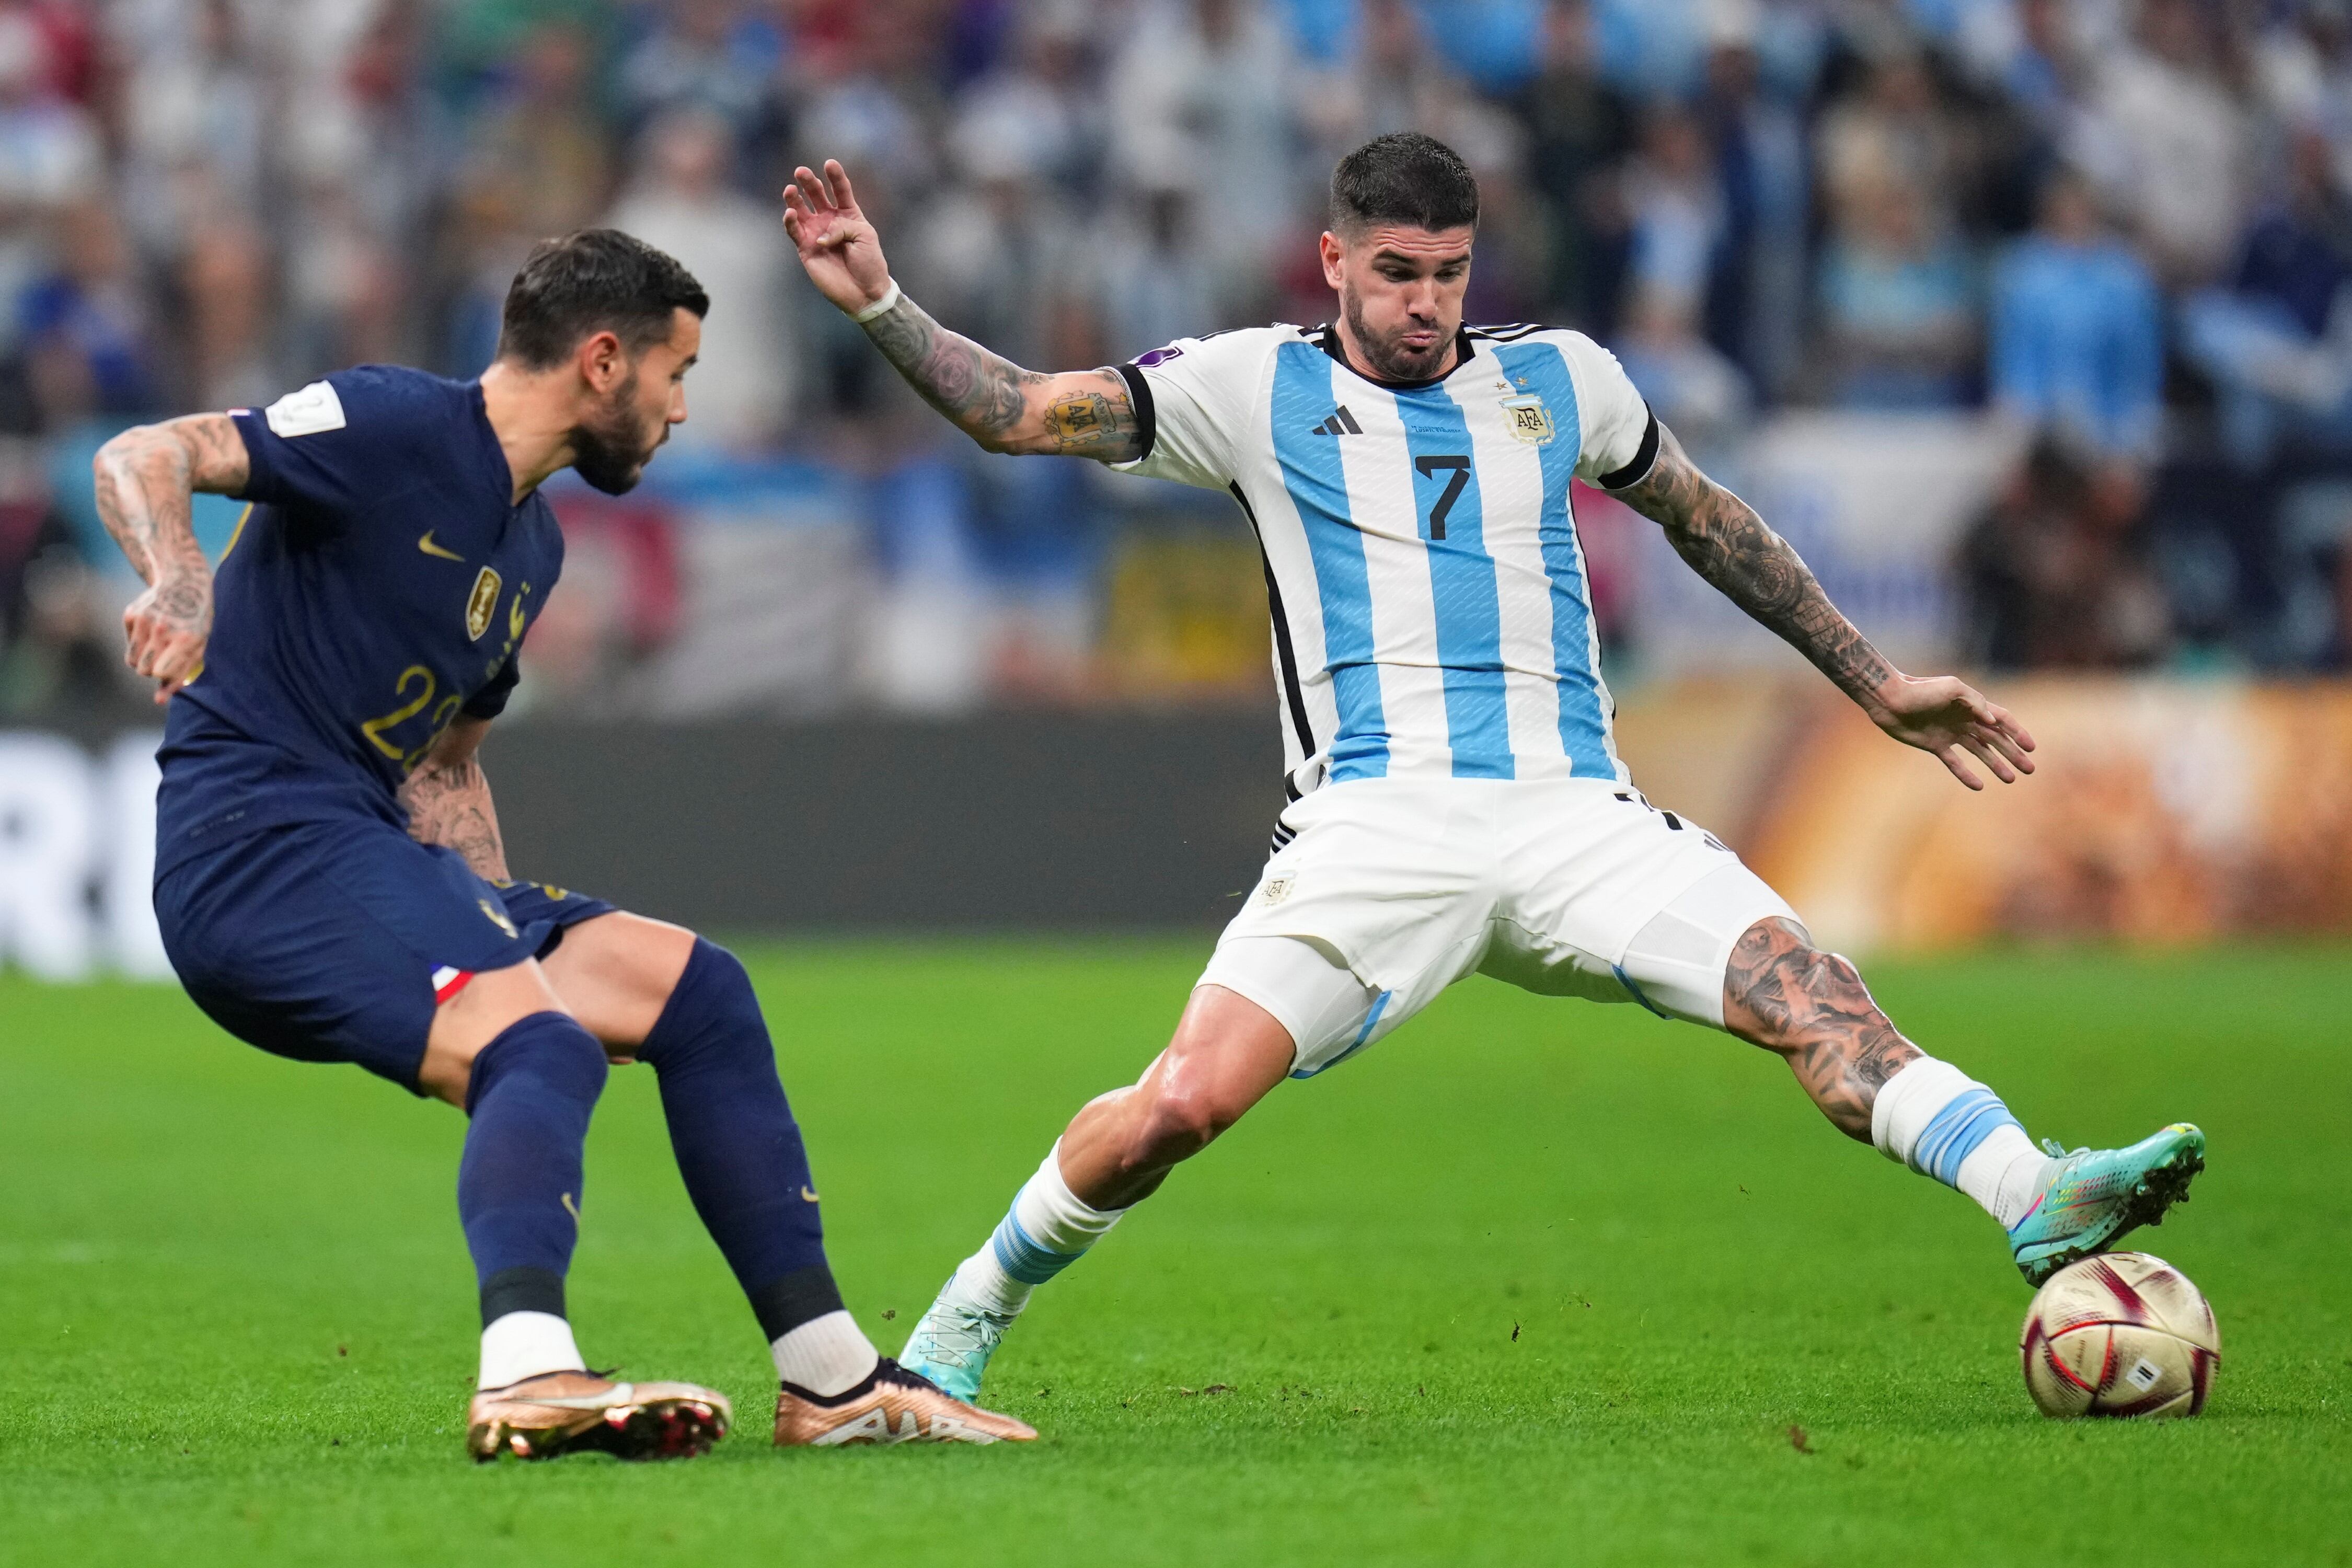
left=4, top=941, right=2348, bottom=1565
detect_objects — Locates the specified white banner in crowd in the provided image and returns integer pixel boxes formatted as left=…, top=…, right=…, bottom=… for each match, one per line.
left=0, top=732, right=170, bottom=982
left=1627, top=411, right=2029, bottom=676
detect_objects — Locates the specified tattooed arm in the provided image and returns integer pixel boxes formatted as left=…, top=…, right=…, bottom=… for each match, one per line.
left=781, top=159, right=1143, bottom=461
left=1615, top=423, right=2037, bottom=790
left=93, top=414, right=250, bottom=704
left=397, top=717, right=510, bottom=882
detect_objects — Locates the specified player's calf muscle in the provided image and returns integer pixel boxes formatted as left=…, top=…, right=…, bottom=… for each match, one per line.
left=1722, top=917, right=1920, bottom=1139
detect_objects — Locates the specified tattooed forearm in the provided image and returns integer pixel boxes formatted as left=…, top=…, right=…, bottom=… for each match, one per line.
left=1721, top=917, right=1919, bottom=1140
left=1617, top=426, right=1894, bottom=713
left=93, top=414, right=249, bottom=585
left=860, top=294, right=1142, bottom=460
left=398, top=749, right=511, bottom=883
left=862, top=295, right=1035, bottom=439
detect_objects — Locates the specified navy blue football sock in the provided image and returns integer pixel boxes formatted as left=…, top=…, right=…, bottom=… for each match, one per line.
left=459, top=1010, right=609, bottom=1326
left=638, top=939, right=842, bottom=1342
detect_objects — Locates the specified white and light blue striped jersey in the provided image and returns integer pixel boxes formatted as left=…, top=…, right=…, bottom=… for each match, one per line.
left=1112, top=321, right=1659, bottom=795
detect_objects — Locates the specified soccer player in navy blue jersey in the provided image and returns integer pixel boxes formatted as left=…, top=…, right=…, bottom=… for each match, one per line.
left=95, top=229, right=1032, bottom=1457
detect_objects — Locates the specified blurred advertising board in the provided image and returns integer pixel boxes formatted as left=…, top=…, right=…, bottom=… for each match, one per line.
left=0, top=730, right=168, bottom=981
left=6, top=677, right=2345, bottom=979
left=1618, top=676, right=2352, bottom=953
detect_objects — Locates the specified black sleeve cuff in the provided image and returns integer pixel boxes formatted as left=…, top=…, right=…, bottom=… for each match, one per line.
left=1115, top=362, right=1157, bottom=463
left=227, top=409, right=273, bottom=503
left=1597, top=408, right=1660, bottom=491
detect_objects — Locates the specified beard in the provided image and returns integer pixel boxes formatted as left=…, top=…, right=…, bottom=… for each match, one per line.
left=568, top=375, right=663, bottom=496
left=1342, top=285, right=1452, bottom=383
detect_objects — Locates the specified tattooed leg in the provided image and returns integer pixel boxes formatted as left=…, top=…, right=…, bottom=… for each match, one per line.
left=1718, top=915, right=2073, bottom=1237
left=1720, top=917, right=1919, bottom=1141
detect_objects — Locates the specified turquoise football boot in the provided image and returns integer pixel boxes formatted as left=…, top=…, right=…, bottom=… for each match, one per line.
left=2009, top=1123, right=2206, bottom=1286
left=898, top=1287, right=1014, bottom=1403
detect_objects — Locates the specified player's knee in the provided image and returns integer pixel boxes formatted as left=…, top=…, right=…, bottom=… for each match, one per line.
left=457, top=1009, right=609, bottom=1113
left=1129, top=1080, right=1241, bottom=1166
left=1723, top=917, right=1882, bottom=1048
left=640, top=937, right=765, bottom=1070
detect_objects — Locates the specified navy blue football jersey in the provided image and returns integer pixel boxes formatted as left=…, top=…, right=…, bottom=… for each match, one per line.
left=155, top=365, right=564, bottom=875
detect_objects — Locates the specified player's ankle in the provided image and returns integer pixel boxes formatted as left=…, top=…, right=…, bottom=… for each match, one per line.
left=770, top=1308, right=880, bottom=1397
left=1871, top=1056, right=2040, bottom=1226
left=478, top=1309, right=586, bottom=1389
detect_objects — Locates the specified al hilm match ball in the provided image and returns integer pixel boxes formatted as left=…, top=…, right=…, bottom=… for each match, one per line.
left=2019, top=1252, right=2220, bottom=1419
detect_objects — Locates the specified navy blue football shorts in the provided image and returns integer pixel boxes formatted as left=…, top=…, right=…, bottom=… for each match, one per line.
left=154, top=816, right=617, bottom=1092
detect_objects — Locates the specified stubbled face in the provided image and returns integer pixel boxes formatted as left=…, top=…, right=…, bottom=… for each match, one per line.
left=570, top=308, right=699, bottom=495
left=1321, top=222, right=1474, bottom=383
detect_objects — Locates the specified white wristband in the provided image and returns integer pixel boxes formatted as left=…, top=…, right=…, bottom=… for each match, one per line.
left=851, top=281, right=902, bottom=324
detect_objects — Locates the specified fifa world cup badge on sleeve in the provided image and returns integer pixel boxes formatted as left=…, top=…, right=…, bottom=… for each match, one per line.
left=1500, top=394, right=1555, bottom=446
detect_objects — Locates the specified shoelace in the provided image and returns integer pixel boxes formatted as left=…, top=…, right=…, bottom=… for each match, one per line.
left=913, top=1307, right=1002, bottom=1363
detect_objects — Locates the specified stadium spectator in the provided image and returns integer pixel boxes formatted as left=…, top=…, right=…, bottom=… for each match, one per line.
left=0, top=7, right=97, bottom=354
left=1816, top=172, right=1977, bottom=408
left=1619, top=105, right=1726, bottom=352
left=2079, top=0, right=2252, bottom=288
left=616, top=0, right=780, bottom=148
left=608, top=108, right=800, bottom=450
left=1959, top=436, right=2171, bottom=671
left=2180, top=128, right=2352, bottom=467
left=1696, top=3, right=1811, bottom=400
left=1106, top=0, right=1304, bottom=324
left=1511, top=0, right=1634, bottom=331
left=1989, top=168, right=2163, bottom=460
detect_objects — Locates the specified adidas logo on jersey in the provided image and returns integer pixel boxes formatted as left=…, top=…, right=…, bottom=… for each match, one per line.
left=1309, top=406, right=1363, bottom=436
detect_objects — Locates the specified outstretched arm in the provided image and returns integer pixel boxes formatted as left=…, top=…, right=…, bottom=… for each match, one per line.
left=92, top=414, right=250, bottom=704
left=782, top=159, right=1143, bottom=460
left=1615, top=423, right=2036, bottom=790
left=398, top=716, right=510, bottom=882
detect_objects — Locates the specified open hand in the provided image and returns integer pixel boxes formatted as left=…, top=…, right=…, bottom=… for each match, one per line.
left=123, top=569, right=211, bottom=704
left=1870, top=674, right=2036, bottom=790
left=782, top=160, right=895, bottom=318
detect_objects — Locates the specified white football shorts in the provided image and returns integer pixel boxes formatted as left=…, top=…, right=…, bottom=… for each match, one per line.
left=1197, top=777, right=1804, bottom=1079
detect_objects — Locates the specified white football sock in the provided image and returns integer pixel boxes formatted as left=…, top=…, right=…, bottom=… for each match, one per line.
left=1871, top=1056, right=2054, bottom=1229
left=771, top=1309, right=880, bottom=1396
left=1957, top=1122, right=2057, bottom=1229
left=944, top=1144, right=1126, bottom=1318
left=479, top=1310, right=585, bottom=1390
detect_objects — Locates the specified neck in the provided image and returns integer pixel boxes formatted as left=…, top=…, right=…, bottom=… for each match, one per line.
left=1334, top=312, right=1458, bottom=384
left=478, top=361, right=578, bottom=503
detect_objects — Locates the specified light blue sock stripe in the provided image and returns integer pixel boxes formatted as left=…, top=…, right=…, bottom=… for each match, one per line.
left=989, top=1210, right=1081, bottom=1287
left=1911, top=1088, right=2022, bottom=1186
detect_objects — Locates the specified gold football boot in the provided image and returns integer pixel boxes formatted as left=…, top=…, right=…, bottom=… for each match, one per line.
left=467, top=1368, right=732, bottom=1461
left=774, top=1357, right=1036, bottom=1446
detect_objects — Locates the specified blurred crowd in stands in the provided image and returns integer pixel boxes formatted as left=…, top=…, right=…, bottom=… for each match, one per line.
left=6, top=0, right=2352, bottom=721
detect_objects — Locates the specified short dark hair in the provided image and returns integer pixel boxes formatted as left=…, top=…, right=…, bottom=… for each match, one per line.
left=1329, top=132, right=1480, bottom=236
left=495, top=228, right=709, bottom=370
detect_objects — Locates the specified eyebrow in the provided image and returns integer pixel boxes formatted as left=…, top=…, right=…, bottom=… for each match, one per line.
left=1374, top=248, right=1472, bottom=268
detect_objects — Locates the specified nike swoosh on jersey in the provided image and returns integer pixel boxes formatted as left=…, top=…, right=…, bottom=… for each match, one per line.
left=418, top=531, right=464, bottom=561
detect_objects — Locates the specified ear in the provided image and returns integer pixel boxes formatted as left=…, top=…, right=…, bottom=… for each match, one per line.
left=575, top=329, right=629, bottom=395
left=1319, top=230, right=1346, bottom=292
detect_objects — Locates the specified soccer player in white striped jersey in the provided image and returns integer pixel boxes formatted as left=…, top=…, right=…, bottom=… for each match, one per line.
left=782, top=134, right=2205, bottom=1404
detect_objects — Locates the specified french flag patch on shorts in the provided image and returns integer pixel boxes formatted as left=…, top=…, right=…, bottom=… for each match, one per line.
left=431, top=965, right=473, bottom=1004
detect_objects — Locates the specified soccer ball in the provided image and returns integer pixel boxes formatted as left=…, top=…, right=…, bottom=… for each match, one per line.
left=2019, top=1252, right=2220, bottom=1419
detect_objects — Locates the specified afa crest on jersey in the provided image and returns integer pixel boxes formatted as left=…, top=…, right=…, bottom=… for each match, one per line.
left=466, top=566, right=502, bottom=641
left=1500, top=394, right=1556, bottom=446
